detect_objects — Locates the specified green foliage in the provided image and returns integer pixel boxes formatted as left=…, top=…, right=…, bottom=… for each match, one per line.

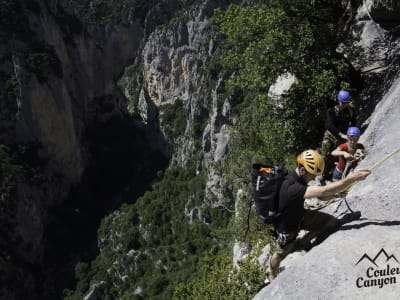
left=24, top=44, right=63, bottom=83
left=173, top=246, right=266, bottom=300
left=0, top=75, right=19, bottom=121
left=160, top=100, right=187, bottom=138
left=65, top=164, right=232, bottom=299
left=5, top=76, right=19, bottom=101
left=0, top=142, right=47, bottom=296
left=0, top=143, right=47, bottom=223
left=118, top=65, right=143, bottom=118
left=212, top=1, right=350, bottom=164
left=0, top=145, right=22, bottom=210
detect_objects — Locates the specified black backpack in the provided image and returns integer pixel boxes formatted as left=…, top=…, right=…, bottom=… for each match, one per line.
left=251, top=163, right=288, bottom=224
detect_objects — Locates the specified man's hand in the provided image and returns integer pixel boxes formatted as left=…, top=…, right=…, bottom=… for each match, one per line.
left=344, top=152, right=354, bottom=160
left=347, top=168, right=371, bottom=181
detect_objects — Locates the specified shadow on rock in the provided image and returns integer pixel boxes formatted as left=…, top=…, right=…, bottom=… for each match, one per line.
left=340, top=219, right=400, bottom=230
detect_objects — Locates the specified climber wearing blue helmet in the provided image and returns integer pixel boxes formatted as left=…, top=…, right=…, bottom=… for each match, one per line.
left=331, top=126, right=366, bottom=181
left=337, top=90, right=351, bottom=103
left=346, top=126, right=360, bottom=136
left=320, top=89, right=358, bottom=181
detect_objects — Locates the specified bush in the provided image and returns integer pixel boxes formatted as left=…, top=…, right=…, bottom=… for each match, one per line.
left=159, top=100, right=186, bottom=139
left=24, top=44, right=63, bottom=83
left=173, top=247, right=266, bottom=300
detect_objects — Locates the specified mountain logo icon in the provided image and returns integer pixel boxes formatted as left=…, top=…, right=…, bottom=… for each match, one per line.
left=355, top=248, right=400, bottom=266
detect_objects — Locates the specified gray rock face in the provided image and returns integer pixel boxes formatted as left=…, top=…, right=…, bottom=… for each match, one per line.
left=141, top=0, right=227, bottom=162
left=14, top=4, right=144, bottom=181
left=350, top=75, right=400, bottom=220
left=338, top=0, right=400, bottom=124
left=366, top=0, right=400, bottom=32
left=138, top=0, right=231, bottom=206
left=83, top=281, right=107, bottom=300
left=255, top=226, right=400, bottom=300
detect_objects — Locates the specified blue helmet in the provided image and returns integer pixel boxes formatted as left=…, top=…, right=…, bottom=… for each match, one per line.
left=337, top=90, right=351, bottom=102
left=347, top=126, right=360, bottom=137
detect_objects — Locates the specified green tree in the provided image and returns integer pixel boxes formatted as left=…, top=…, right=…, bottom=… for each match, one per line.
left=212, top=1, right=350, bottom=163
left=173, top=246, right=266, bottom=300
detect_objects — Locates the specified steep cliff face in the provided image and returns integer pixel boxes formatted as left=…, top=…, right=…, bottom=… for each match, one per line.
left=343, top=0, right=400, bottom=123
left=139, top=0, right=227, bottom=162
left=126, top=0, right=231, bottom=203
left=1, top=1, right=170, bottom=299
left=254, top=1, right=400, bottom=299
left=14, top=3, right=147, bottom=179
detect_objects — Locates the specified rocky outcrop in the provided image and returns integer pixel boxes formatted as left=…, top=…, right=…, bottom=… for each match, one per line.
left=140, top=0, right=228, bottom=161
left=365, top=0, right=400, bottom=32
left=137, top=0, right=232, bottom=211
left=341, top=0, right=400, bottom=123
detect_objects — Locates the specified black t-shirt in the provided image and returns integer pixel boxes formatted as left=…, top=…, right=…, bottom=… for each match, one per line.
left=325, top=106, right=357, bottom=138
left=277, top=170, right=307, bottom=232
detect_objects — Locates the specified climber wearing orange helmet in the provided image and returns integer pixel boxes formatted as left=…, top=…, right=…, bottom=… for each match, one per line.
left=268, top=149, right=370, bottom=282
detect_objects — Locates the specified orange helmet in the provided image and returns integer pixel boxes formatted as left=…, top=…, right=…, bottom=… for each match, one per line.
left=297, top=150, right=325, bottom=176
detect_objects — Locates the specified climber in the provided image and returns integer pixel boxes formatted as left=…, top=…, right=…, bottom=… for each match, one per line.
left=320, top=90, right=358, bottom=180
left=268, top=149, right=370, bottom=282
left=331, top=127, right=366, bottom=181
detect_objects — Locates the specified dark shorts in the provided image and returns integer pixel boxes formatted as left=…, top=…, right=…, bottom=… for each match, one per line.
left=274, top=209, right=337, bottom=256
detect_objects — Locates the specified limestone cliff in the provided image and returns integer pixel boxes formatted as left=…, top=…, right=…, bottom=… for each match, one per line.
left=1, top=1, right=169, bottom=298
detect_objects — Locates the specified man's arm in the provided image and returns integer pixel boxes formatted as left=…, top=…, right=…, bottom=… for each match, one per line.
left=304, top=169, right=370, bottom=199
left=331, top=146, right=353, bottom=160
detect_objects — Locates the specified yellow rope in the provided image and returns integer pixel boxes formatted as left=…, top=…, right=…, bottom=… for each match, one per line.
left=368, top=146, right=400, bottom=171
left=344, top=145, right=400, bottom=192
left=310, top=146, right=400, bottom=210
